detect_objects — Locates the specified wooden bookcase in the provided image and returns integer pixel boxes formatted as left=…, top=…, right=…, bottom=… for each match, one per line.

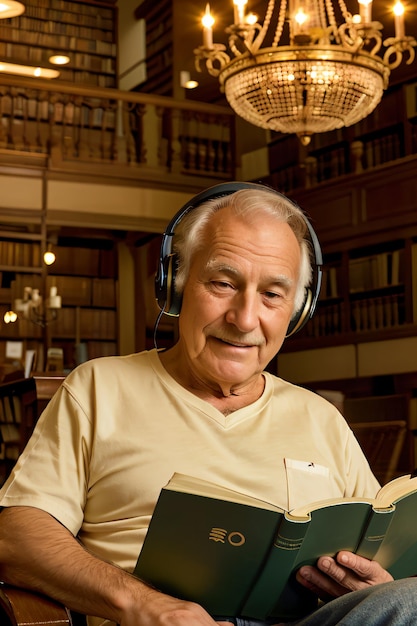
left=299, top=239, right=413, bottom=344
left=276, top=153, right=417, bottom=355
left=0, top=233, right=119, bottom=372
left=265, top=79, right=417, bottom=194
left=0, top=0, right=117, bottom=88
left=134, top=0, right=173, bottom=96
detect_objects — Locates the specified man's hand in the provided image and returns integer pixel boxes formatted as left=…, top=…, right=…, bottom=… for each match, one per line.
left=118, top=585, right=233, bottom=626
left=296, top=551, right=393, bottom=601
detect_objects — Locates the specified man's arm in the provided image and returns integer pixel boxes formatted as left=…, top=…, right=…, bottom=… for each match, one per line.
left=0, top=506, right=222, bottom=626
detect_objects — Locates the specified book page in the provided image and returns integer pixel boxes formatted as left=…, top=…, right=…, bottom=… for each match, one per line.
left=164, top=473, right=284, bottom=512
left=288, top=496, right=374, bottom=520
left=375, top=474, right=417, bottom=508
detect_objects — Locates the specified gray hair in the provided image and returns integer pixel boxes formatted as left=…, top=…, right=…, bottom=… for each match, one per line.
left=173, top=188, right=313, bottom=316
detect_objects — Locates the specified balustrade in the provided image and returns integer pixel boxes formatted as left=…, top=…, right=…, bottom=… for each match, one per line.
left=0, top=75, right=235, bottom=181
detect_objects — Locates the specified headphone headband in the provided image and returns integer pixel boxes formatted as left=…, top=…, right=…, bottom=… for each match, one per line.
left=155, top=182, right=322, bottom=337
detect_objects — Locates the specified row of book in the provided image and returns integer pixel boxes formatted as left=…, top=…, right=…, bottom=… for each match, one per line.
left=0, top=241, right=42, bottom=270
left=304, top=303, right=344, bottom=337
left=303, top=294, right=405, bottom=338
left=351, top=295, right=404, bottom=332
left=0, top=97, right=117, bottom=131
left=362, top=133, right=402, bottom=169
left=3, top=43, right=116, bottom=73
left=20, top=3, right=114, bottom=26
left=349, top=250, right=404, bottom=293
left=12, top=17, right=114, bottom=40
left=0, top=27, right=116, bottom=55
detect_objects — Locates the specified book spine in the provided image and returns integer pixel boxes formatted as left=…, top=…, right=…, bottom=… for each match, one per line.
left=356, top=506, right=395, bottom=560
left=241, top=514, right=309, bottom=620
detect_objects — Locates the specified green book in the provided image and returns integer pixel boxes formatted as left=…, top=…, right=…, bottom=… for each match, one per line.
left=133, top=473, right=417, bottom=621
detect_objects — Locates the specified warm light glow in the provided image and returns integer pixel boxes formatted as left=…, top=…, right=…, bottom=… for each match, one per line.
left=49, top=54, right=70, bottom=65
left=294, top=8, right=309, bottom=27
left=180, top=70, right=199, bottom=89
left=393, top=0, right=404, bottom=16
left=0, top=61, right=59, bottom=79
left=393, top=1, right=405, bottom=37
left=245, top=12, right=257, bottom=25
left=43, top=250, right=56, bottom=265
left=0, top=1, right=24, bottom=19
left=202, top=4, right=215, bottom=48
left=202, top=4, right=214, bottom=29
left=3, top=310, right=17, bottom=324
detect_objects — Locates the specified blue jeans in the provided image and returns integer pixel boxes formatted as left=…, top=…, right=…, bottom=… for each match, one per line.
left=221, top=578, right=417, bottom=625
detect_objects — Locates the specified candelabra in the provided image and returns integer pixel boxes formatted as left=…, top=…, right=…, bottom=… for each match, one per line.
left=14, top=286, right=62, bottom=328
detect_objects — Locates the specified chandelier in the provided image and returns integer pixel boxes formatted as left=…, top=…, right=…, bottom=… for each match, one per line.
left=13, top=286, right=62, bottom=328
left=194, top=0, right=416, bottom=144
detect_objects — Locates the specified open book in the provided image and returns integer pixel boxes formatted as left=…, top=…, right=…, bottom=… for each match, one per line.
left=134, top=472, right=417, bottom=621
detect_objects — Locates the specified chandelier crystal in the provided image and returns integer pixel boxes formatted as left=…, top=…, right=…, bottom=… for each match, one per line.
left=194, top=0, right=416, bottom=144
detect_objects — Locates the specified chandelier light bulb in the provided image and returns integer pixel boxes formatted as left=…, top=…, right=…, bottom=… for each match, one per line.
left=358, top=0, right=373, bottom=23
left=233, top=0, right=247, bottom=25
left=202, top=4, right=215, bottom=48
left=245, top=12, right=257, bottom=26
left=43, top=250, right=56, bottom=265
left=393, top=1, right=405, bottom=38
left=295, top=8, right=308, bottom=27
left=3, top=310, right=17, bottom=324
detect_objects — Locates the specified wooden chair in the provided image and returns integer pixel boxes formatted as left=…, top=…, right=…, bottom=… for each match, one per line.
left=344, top=394, right=411, bottom=485
left=0, top=374, right=78, bottom=626
left=0, top=378, right=38, bottom=482
left=0, top=583, right=72, bottom=626
left=33, top=374, right=66, bottom=417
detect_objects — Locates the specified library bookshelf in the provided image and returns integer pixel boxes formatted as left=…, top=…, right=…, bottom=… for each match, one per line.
left=0, top=234, right=119, bottom=372
left=0, top=0, right=117, bottom=88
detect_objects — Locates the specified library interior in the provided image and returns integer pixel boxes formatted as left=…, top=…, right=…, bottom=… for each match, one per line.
left=0, top=0, right=416, bottom=550
left=0, top=0, right=417, bottom=623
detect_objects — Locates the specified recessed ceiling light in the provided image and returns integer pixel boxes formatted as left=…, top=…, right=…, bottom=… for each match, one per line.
left=49, top=54, right=70, bottom=65
left=0, top=1, right=25, bottom=19
left=180, top=70, right=199, bottom=90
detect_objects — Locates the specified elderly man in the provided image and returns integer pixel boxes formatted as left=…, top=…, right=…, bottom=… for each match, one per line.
left=0, top=182, right=415, bottom=626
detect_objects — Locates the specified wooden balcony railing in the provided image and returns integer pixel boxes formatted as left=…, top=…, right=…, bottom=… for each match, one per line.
left=0, top=75, right=236, bottom=183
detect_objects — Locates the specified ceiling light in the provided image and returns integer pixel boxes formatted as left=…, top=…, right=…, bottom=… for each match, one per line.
left=180, top=70, right=199, bottom=89
left=49, top=54, right=70, bottom=65
left=0, top=61, right=59, bottom=79
left=0, top=1, right=25, bottom=18
left=194, top=0, right=417, bottom=145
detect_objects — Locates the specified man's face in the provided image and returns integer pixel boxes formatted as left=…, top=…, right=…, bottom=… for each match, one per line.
left=176, top=206, right=301, bottom=392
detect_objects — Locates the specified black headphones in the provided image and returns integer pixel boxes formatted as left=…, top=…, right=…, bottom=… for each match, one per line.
left=155, top=181, right=323, bottom=337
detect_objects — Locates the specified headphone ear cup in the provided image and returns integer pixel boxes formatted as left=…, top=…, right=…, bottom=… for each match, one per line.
left=156, top=253, right=182, bottom=317
left=286, top=288, right=313, bottom=337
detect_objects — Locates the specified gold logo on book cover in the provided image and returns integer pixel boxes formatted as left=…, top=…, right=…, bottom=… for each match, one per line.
left=209, top=528, right=245, bottom=546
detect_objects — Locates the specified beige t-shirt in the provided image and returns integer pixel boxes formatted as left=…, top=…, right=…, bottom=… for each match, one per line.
left=0, top=349, right=379, bottom=625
